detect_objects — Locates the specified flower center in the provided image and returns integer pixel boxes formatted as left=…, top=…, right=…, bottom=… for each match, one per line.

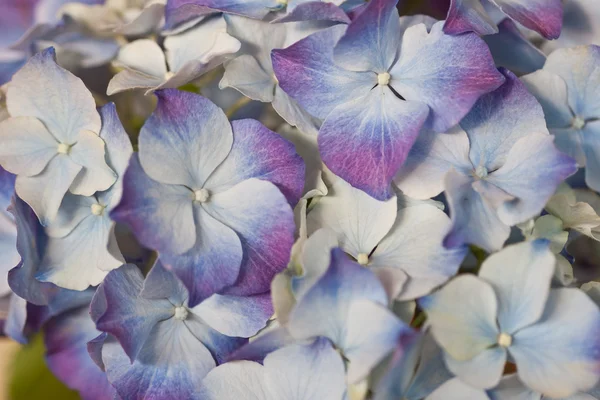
left=497, top=332, right=512, bottom=348
left=572, top=116, right=586, bottom=130
left=357, top=253, right=369, bottom=266
left=57, top=143, right=72, bottom=155
left=174, top=306, right=189, bottom=321
left=475, top=165, right=488, bottom=179
left=377, top=72, right=391, bottom=86
left=193, top=188, right=210, bottom=203
left=164, top=71, right=175, bottom=80
left=91, top=203, right=106, bottom=216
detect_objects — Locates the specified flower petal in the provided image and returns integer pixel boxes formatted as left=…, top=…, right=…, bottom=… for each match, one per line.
left=192, top=293, right=272, bottom=338
left=7, top=47, right=101, bottom=143
left=205, top=119, right=305, bottom=206
left=110, top=154, right=196, bottom=255
left=427, top=378, right=491, bottom=400
left=68, top=129, right=116, bottom=196
left=419, top=274, right=499, bottom=361
left=511, top=288, right=600, bottom=398
left=203, top=178, right=295, bottom=296
left=319, top=87, right=429, bottom=200
left=160, top=207, right=242, bottom=306
left=391, top=21, right=504, bottom=132
left=37, top=214, right=123, bottom=290
left=444, top=347, right=507, bottom=389
left=370, top=200, right=466, bottom=300
left=272, top=25, right=375, bottom=120
left=479, top=239, right=554, bottom=333
left=0, top=116, right=58, bottom=176
left=44, top=306, right=116, bottom=400
left=494, top=0, right=563, bottom=40
left=444, top=0, right=498, bottom=35
left=443, top=169, right=510, bottom=252
left=345, top=300, right=414, bottom=383
left=488, top=133, right=577, bottom=226
left=582, top=121, right=600, bottom=192
left=139, top=89, right=233, bottom=188
left=332, top=0, right=400, bottom=72
left=15, top=155, right=82, bottom=225
left=92, top=264, right=174, bottom=362
left=463, top=68, right=549, bottom=171
left=521, top=69, right=574, bottom=131
left=114, top=39, right=167, bottom=78
left=288, top=248, right=388, bottom=348
left=306, top=177, right=397, bottom=259
left=394, top=126, right=473, bottom=200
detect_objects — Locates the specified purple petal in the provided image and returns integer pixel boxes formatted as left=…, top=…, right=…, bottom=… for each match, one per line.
left=45, top=306, right=116, bottom=400
left=139, top=89, right=233, bottom=188
left=272, top=25, right=375, bottom=120
left=288, top=248, right=388, bottom=347
left=443, top=169, right=510, bottom=252
left=92, top=264, right=174, bottom=362
left=203, top=178, right=295, bottom=296
left=391, top=22, right=505, bottom=132
left=483, top=19, right=546, bottom=76
left=165, top=0, right=278, bottom=30
left=110, top=154, right=197, bottom=255
left=160, top=208, right=243, bottom=307
left=319, top=86, right=429, bottom=200
left=444, top=0, right=498, bottom=36
left=463, top=68, right=549, bottom=171
left=494, top=0, right=563, bottom=40
left=332, top=0, right=400, bottom=72
left=205, top=119, right=305, bottom=206
left=274, top=2, right=350, bottom=23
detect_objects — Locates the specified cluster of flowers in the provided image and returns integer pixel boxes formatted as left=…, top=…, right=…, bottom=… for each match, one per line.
left=0, top=0, right=600, bottom=399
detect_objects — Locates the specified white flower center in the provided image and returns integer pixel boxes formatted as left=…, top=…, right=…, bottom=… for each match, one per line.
left=475, top=165, right=488, bottom=179
left=572, top=116, right=586, bottom=130
left=57, top=143, right=72, bottom=155
left=91, top=203, right=106, bottom=216
left=377, top=72, right=391, bottom=86
left=174, top=306, right=189, bottom=321
left=193, top=188, right=210, bottom=203
left=497, top=332, right=512, bottom=348
left=357, top=253, right=369, bottom=266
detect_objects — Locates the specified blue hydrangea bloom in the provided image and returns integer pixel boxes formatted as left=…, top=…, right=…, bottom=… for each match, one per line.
left=90, top=261, right=272, bottom=399
left=420, top=240, right=600, bottom=398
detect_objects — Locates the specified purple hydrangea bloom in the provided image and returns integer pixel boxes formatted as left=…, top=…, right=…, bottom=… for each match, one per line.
left=111, top=89, right=304, bottom=306
left=272, top=0, right=504, bottom=199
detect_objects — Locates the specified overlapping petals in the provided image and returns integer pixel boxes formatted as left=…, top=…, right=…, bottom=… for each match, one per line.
left=112, top=89, right=302, bottom=304
left=273, top=0, right=503, bottom=199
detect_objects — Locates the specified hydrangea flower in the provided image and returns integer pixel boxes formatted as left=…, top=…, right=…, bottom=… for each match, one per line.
left=198, top=339, right=346, bottom=399
left=0, top=48, right=116, bottom=225
left=546, top=186, right=600, bottom=241
left=272, top=244, right=415, bottom=383
left=542, top=0, right=600, bottom=53
left=107, top=17, right=241, bottom=95
left=111, top=89, right=304, bottom=305
left=220, top=16, right=329, bottom=135
left=396, top=69, right=577, bottom=252
left=306, top=176, right=466, bottom=300
left=443, top=0, right=562, bottom=39
left=32, top=103, right=130, bottom=290
left=420, top=240, right=600, bottom=398
left=272, top=0, right=504, bottom=200
left=90, top=261, right=272, bottom=399
left=522, top=45, right=600, bottom=192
